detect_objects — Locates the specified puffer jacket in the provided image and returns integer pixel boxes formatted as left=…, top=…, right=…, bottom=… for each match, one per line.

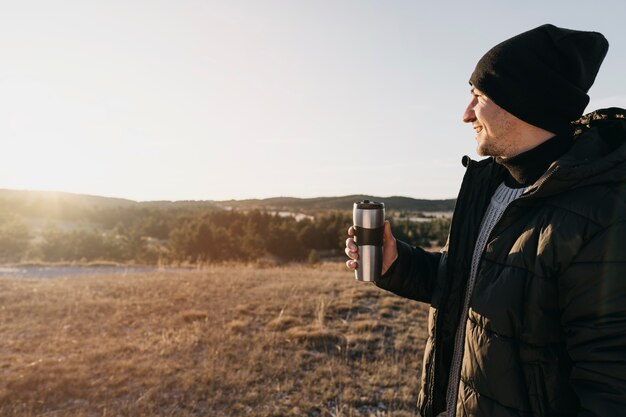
left=376, top=108, right=626, bottom=417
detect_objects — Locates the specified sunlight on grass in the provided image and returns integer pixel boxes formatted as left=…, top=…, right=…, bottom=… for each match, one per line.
left=0, top=264, right=428, bottom=416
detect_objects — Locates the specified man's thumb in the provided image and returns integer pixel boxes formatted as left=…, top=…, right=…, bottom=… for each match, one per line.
left=383, top=220, right=394, bottom=243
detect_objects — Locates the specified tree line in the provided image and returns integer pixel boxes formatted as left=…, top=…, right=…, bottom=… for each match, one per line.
left=0, top=207, right=451, bottom=264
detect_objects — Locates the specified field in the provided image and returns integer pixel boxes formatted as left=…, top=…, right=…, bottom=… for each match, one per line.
left=0, top=264, right=429, bottom=417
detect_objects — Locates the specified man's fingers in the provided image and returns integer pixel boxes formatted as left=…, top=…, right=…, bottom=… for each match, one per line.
left=345, top=246, right=359, bottom=260
left=346, top=226, right=358, bottom=271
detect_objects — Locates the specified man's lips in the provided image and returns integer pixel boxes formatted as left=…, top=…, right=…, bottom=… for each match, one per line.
left=473, top=125, right=483, bottom=134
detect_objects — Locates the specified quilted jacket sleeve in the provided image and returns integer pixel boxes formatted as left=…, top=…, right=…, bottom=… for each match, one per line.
left=374, top=239, right=441, bottom=303
left=558, top=220, right=626, bottom=416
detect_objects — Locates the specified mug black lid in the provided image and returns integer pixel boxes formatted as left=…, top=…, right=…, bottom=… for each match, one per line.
left=354, top=200, right=384, bottom=209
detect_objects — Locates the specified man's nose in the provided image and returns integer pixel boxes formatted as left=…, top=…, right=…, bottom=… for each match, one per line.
left=462, top=97, right=477, bottom=123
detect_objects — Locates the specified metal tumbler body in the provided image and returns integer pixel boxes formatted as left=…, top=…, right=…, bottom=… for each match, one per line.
left=353, top=200, right=385, bottom=282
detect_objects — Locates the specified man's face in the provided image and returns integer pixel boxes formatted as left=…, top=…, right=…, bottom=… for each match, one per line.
left=462, top=87, right=522, bottom=158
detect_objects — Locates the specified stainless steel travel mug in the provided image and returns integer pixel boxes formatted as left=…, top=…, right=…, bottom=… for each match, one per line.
left=353, top=200, right=385, bottom=282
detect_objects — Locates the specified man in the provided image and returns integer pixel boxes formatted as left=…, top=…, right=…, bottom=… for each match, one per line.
left=345, top=24, right=626, bottom=417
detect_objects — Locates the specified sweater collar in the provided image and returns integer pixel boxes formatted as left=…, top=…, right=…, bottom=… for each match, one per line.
left=495, top=134, right=573, bottom=188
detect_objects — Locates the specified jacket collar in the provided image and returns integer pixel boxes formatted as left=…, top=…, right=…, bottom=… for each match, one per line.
left=461, top=108, right=626, bottom=199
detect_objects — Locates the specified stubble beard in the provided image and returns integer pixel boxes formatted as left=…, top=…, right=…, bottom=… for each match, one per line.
left=475, top=118, right=516, bottom=158
left=476, top=136, right=506, bottom=157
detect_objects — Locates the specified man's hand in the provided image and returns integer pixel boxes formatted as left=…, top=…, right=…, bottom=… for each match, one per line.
left=345, top=220, right=398, bottom=275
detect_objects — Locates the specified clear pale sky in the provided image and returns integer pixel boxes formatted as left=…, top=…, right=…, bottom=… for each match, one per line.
left=2, top=0, right=625, bottom=201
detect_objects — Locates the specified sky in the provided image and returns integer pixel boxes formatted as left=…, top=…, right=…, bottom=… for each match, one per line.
left=1, top=0, right=625, bottom=202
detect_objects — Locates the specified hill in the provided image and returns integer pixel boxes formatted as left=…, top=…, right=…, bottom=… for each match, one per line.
left=215, top=195, right=455, bottom=213
left=0, top=189, right=456, bottom=216
left=0, top=189, right=140, bottom=222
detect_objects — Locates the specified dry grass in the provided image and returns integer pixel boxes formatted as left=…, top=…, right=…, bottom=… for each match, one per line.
left=0, top=263, right=429, bottom=417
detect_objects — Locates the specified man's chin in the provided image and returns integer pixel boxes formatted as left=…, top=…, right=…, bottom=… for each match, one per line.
left=476, top=144, right=497, bottom=158
left=475, top=142, right=489, bottom=157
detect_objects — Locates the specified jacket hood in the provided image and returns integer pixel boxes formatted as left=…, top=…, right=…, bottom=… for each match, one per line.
left=524, top=107, right=626, bottom=197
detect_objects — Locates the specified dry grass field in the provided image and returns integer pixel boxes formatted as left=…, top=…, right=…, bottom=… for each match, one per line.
left=0, top=264, right=429, bottom=417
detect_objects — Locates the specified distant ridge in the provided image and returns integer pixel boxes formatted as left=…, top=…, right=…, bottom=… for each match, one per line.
left=215, top=195, right=456, bottom=212
left=0, top=188, right=137, bottom=207
left=0, top=189, right=455, bottom=215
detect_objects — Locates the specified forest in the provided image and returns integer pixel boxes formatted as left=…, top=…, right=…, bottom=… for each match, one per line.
left=0, top=205, right=451, bottom=265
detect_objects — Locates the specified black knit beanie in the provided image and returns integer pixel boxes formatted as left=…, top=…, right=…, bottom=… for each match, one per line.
left=470, top=24, right=609, bottom=135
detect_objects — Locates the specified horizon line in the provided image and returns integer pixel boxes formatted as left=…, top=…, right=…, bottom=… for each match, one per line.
left=0, top=187, right=457, bottom=203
